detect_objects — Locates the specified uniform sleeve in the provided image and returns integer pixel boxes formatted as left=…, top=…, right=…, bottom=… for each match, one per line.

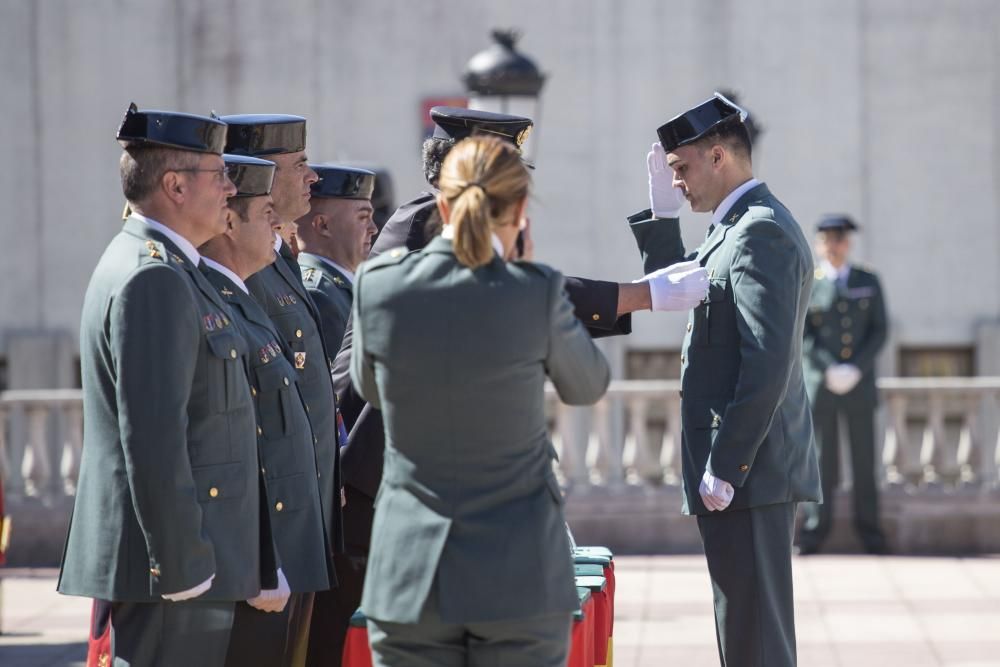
left=849, top=275, right=888, bottom=375
left=307, top=284, right=349, bottom=360
left=626, top=208, right=691, bottom=274
left=707, top=219, right=804, bottom=487
left=563, top=276, right=632, bottom=338
left=349, top=266, right=381, bottom=410
left=545, top=272, right=611, bottom=405
left=802, top=301, right=839, bottom=373
left=109, top=264, right=215, bottom=593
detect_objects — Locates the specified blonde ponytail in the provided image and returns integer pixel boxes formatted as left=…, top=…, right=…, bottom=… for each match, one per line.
left=437, top=135, right=531, bottom=268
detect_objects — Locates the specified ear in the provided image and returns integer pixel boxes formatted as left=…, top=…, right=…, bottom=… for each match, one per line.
left=711, top=145, right=725, bottom=168
left=310, top=213, right=330, bottom=237
left=514, top=196, right=528, bottom=227
left=161, top=171, right=186, bottom=205
left=436, top=194, right=451, bottom=226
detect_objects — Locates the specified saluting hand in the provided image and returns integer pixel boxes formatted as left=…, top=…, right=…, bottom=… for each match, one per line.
left=647, top=142, right=686, bottom=218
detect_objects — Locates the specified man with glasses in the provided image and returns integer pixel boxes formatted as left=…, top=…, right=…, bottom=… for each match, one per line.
left=59, top=104, right=269, bottom=667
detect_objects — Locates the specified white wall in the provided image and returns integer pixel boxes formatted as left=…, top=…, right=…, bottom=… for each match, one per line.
left=1, top=0, right=997, bottom=371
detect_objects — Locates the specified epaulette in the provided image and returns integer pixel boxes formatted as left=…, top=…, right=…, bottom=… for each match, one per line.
left=746, top=204, right=777, bottom=221
left=363, top=246, right=412, bottom=272
left=301, top=266, right=320, bottom=287
left=140, top=239, right=171, bottom=264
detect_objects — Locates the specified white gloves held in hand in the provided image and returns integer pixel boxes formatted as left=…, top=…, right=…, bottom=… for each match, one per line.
left=162, top=573, right=215, bottom=602
left=635, top=260, right=709, bottom=312
left=825, top=364, right=862, bottom=395
left=247, top=568, right=291, bottom=613
left=700, top=470, right=735, bottom=512
left=647, top=142, right=687, bottom=218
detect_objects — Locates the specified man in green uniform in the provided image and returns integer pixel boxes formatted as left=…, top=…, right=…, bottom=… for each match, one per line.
left=295, top=165, right=378, bottom=351
left=59, top=104, right=271, bottom=666
left=798, top=215, right=889, bottom=555
left=218, top=114, right=343, bottom=663
left=627, top=93, right=821, bottom=667
left=200, top=153, right=334, bottom=665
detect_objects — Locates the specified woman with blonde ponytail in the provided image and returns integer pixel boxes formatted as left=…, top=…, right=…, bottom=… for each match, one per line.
left=350, top=134, right=611, bottom=666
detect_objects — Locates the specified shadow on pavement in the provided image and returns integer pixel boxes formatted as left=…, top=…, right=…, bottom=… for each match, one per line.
left=0, top=641, right=86, bottom=667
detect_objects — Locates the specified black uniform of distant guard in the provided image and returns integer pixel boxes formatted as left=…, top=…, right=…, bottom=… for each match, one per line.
left=307, top=106, right=635, bottom=667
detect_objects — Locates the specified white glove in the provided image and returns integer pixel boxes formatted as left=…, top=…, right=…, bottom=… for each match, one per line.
left=825, top=364, right=862, bottom=395
left=162, top=573, right=214, bottom=602
left=634, top=260, right=709, bottom=311
left=247, top=568, right=291, bottom=613
left=647, top=142, right=686, bottom=218
left=699, top=470, right=735, bottom=512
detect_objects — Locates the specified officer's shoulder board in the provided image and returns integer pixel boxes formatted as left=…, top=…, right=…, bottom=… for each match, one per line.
left=362, top=246, right=413, bottom=273
left=138, top=239, right=184, bottom=267
left=745, top=204, right=777, bottom=222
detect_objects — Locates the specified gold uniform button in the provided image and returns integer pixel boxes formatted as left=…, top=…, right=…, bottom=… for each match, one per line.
left=283, top=377, right=290, bottom=386
left=150, top=567, right=161, bottom=576
left=711, top=415, right=721, bottom=427
left=591, top=313, right=600, bottom=321
left=305, top=404, right=311, bottom=413
left=841, top=347, right=852, bottom=359
left=209, top=487, right=219, bottom=498
left=841, top=333, right=853, bottom=344
left=229, top=349, right=238, bottom=359
left=251, top=387, right=258, bottom=397
left=681, top=354, right=686, bottom=364
left=739, top=464, right=749, bottom=473
left=686, top=323, right=693, bottom=332
left=275, top=501, right=284, bottom=512
left=257, top=426, right=263, bottom=436
left=295, top=329, right=303, bottom=338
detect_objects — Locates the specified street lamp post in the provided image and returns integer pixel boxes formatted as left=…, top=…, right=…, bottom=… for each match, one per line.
left=462, top=29, right=546, bottom=161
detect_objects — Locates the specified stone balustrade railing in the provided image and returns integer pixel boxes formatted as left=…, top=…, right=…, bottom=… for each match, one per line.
left=3, top=380, right=1000, bottom=499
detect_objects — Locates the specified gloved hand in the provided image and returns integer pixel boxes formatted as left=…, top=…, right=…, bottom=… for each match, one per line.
left=699, top=470, right=735, bottom=512
left=162, top=573, right=214, bottom=602
left=247, top=568, right=290, bottom=613
left=647, top=142, right=687, bottom=218
left=825, top=364, right=862, bottom=395
left=634, top=260, right=709, bottom=311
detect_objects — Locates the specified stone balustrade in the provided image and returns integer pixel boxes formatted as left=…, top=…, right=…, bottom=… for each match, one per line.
left=2, top=380, right=1000, bottom=562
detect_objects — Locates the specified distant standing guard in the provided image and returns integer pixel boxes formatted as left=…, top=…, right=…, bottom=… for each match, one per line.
left=799, top=215, right=889, bottom=555
left=59, top=104, right=268, bottom=667
left=296, top=165, right=378, bottom=351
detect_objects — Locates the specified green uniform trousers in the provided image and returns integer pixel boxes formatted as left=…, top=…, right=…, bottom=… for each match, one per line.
left=800, top=392, right=885, bottom=552
left=367, top=583, right=572, bottom=667
left=110, top=600, right=235, bottom=667
left=224, top=592, right=314, bottom=667
left=697, top=502, right=798, bottom=667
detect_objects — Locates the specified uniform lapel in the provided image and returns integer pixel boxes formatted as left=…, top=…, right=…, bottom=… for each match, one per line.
left=696, top=183, right=772, bottom=266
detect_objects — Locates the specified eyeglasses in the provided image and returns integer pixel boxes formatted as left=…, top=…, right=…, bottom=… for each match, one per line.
left=172, top=166, right=233, bottom=184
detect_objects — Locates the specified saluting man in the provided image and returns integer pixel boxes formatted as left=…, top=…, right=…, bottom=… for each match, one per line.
left=295, top=165, right=378, bottom=351
left=218, top=113, right=344, bottom=664
left=200, top=153, right=334, bottom=665
left=798, top=215, right=889, bottom=555
left=59, top=105, right=268, bottom=667
left=628, top=93, right=821, bottom=667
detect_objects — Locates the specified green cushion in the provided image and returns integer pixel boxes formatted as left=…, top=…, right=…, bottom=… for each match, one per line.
left=574, top=563, right=604, bottom=577
left=573, top=586, right=591, bottom=621
left=349, top=608, right=368, bottom=627
left=575, top=546, right=613, bottom=560
left=575, top=575, right=607, bottom=593
left=574, top=554, right=611, bottom=567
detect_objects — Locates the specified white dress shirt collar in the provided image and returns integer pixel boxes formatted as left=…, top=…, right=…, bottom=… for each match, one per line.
left=820, top=260, right=851, bottom=283
left=131, top=213, right=201, bottom=265
left=273, top=232, right=283, bottom=254
left=201, top=257, right=249, bottom=294
left=440, top=225, right=506, bottom=258
left=711, top=178, right=761, bottom=227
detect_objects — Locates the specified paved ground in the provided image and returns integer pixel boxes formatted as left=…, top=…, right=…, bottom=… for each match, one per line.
left=1, top=555, right=999, bottom=666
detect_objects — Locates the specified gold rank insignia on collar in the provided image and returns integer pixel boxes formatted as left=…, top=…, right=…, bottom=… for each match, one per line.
left=303, top=268, right=316, bottom=280
left=729, top=212, right=740, bottom=224
left=333, top=276, right=345, bottom=287
left=145, top=240, right=162, bottom=259
left=169, top=252, right=185, bottom=264
left=220, top=286, right=234, bottom=296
